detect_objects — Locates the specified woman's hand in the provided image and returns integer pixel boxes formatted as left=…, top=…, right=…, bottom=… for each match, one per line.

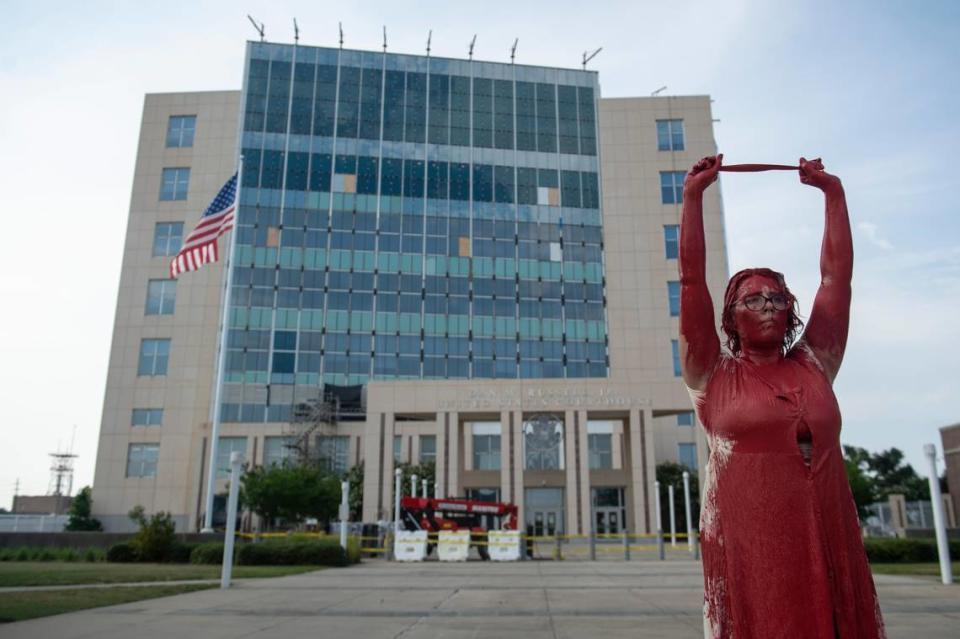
left=684, top=154, right=723, bottom=196
left=799, top=157, right=842, bottom=193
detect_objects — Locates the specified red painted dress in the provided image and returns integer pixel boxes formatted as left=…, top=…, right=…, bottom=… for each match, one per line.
left=691, top=342, right=885, bottom=639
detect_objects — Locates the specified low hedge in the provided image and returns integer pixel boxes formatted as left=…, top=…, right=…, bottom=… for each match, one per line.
left=106, top=542, right=138, bottom=563
left=864, top=538, right=960, bottom=563
left=165, top=542, right=197, bottom=563
left=190, top=542, right=225, bottom=564
left=0, top=547, right=106, bottom=562
left=237, top=539, right=347, bottom=566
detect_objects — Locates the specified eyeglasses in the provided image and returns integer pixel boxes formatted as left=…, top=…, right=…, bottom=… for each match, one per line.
left=740, top=293, right=789, bottom=311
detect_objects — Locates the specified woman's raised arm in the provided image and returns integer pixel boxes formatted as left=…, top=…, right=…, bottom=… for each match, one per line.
left=679, top=155, right=723, bottom=390
left=797, top=157, right=852, bottom=383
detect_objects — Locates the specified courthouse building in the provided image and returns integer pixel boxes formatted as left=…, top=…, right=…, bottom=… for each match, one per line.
left=92, top=41, right=728, bottom=533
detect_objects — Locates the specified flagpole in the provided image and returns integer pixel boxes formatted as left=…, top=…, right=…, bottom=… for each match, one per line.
left=201, top=156, right=244, bottom=532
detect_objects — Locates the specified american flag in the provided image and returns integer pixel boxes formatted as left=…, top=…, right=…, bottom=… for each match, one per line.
left=169, top=173, right=237, bottom=278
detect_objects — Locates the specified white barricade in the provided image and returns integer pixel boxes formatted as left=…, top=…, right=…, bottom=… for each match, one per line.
left=488, top=530, right=521, bottom=561
left=438, top=530, right=470, bottom=562
left=394, top=530, right=428, bottom=562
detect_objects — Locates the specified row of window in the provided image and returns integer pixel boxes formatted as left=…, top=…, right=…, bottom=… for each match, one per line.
left=245, top=60, right=598, bottom=156
left=242, top=151, right=601, bottom=209
left=163, top=113, right=680, bottom=157
left=126, top=434, right=696, bottom=477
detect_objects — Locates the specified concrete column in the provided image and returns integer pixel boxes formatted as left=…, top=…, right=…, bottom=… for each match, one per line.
left=564, top=409, right=579, bottom=535
left=889, top=494, right=908, bottom=537
left=361, top=413, right=387, bottom=522
left=500, top=410, right=511, bottom=504
left=628, top=407, right=647, bottom=534
left=577, top=410, right=592, bottom=537
left=513, top=410, right=526, bottom=524
left=642, top=407, right=657, bottom=534
left=447, top=412, right=460, bottom=498
left=436, top=412, right=448, bottom=499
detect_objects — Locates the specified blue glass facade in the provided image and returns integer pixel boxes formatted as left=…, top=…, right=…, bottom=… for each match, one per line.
left=224, top=42, right=608, bottom=422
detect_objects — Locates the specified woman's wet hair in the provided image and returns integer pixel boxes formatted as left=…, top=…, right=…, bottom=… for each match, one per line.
left=721, top=267, right=804, bottom=355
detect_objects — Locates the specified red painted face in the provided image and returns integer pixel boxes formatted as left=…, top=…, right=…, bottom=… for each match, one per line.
left=732, top=275, right=790, bottom=352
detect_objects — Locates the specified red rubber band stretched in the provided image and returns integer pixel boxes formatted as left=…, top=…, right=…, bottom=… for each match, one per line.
left=718, top=163, right=799, bottom=172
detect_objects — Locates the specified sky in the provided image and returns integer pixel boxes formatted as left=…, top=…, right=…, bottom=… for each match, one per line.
left=1, top=1, right=957, bottom=510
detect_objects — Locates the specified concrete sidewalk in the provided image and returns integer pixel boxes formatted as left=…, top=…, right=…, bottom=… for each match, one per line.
left=3, top=560, right=958, bottom=638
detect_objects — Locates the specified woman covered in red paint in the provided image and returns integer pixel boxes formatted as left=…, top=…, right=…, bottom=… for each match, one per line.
left=680, top=154, right=885, bottom=638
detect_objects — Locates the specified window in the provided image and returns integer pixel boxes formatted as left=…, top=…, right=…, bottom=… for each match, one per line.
left=160, top=167, right=190, bottom=201
left=660, top=171, right=685, bottom=204
left=146, top=279, right=176, bottom=315
left=678, top=443, right=698, bottom=470
left=523, top=416, right=564, bottom=470
left=138, top=339, right=170, bottom=376
left=216, top=437, right=247, bottom=478
left=131, top=408, right=163, bottom=426
left=671, top=339, right=681, bottom=377
left=166, top=115, right=196, bottom=147
left=656, top=119, right=684, bottom=151
left=317, top=436, right=350, bottom=474
left=419, top=435, right=437, bottom=464
left=263, top=436, right=294, bottom=467
left=394, top=435, right=402, bottom=462
left=663, top=225, right=679, bottom=259
left=588, top=433, right=613, bottom=470
left=677, top=411, right=695, bottom=427
left=667, top=281, right=680, bottom=317
left=153, top=222, right=184, bottom=257
left=466, top=488, right=500, bottom=503
left=472, top=423, right=501, bottom=470
left=126, top=443, right=159, bottom=477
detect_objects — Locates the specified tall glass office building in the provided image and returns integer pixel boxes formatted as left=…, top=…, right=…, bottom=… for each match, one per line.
left=227, top=42, right=605, bottom=422
left=93, top=40, right=728, bottom=534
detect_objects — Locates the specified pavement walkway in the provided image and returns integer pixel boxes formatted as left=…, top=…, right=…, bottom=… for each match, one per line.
left=3, top=560, right=958, bottom=638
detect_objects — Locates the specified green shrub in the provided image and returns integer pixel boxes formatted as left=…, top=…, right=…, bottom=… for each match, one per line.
left=165, top=542, right=197, bottom=564
left=865, top=538, right=960, bottom=563
left=83, top=548, right=104, bottom=562
left=61, top=548, right=80, bottom=562
left=190, top=542, right=225, bottom=565
left=128, top=505, right=176, bottom=562
left=237, top=539, right=347, bottom=566
left=37, top=548, right=56, bottom=561
left=106, top=542, right=139, bottom=563
left=14, top=548, right=30, bottom=561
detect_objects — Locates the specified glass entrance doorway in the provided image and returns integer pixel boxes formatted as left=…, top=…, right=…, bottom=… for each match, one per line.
left=525, top=488, right=564, bottom=537
left=593, top=487, right=626, bottom=534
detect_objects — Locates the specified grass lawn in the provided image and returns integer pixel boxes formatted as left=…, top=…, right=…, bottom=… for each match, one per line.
left=870, top=562, right=960, bottom=578
left=0, top=583, right=215, bottom=623
left=0, top=562, right=322, bottom=588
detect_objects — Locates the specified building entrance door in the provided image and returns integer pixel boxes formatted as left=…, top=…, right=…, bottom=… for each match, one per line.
left=592, top=487, right=626, bottom=535
left=525, top=488, right=564, bottom=537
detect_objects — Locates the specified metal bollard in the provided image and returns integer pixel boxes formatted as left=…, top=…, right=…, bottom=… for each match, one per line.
left=589, top=528, right=596, bottom=561
left=623, top=530, right=630, bottom=561
left=554, top=534, right=562, bottom=561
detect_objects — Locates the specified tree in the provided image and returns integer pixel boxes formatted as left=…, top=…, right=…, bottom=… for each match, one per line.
left=841, top=452, right=877, bottom=521
left=395, top=460, right=435, bottom=498
left=655, top=462, right=700, bottom=534
left=241, top=463, right=341, bottom=529
left=842, top=445, right=930, bottom=504
left=65, top=486, right=103, bottom=531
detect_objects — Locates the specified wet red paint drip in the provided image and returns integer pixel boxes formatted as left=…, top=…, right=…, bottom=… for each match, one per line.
left=678, top=155, right=886, bottom=638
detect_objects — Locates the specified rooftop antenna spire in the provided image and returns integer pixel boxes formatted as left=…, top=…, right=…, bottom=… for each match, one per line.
left=582, top=47, right=602, bottom=69
left=339, top=22, right=344, bottom=49
left=426, top=30, right=432, bottom=57
left=383, top=26, right=387, bottom=52
left=468, top=34, right=476, bottom=61
left=651, top=85, right=667, bottom=96
left=293, top=18, right=299, bottom=44
left=510, top=38, right=518, bottom=64
left=247, top=15, right=265, bottom=42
